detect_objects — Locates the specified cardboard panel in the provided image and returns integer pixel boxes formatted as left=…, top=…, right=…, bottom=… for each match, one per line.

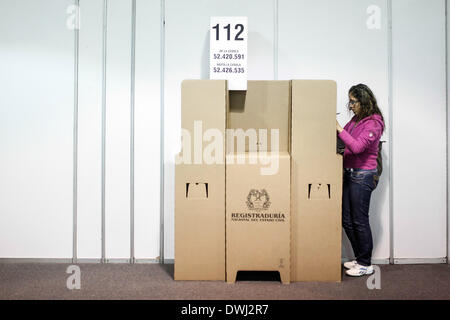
left=227, top=81, right=291, bottom=153
left=226, top=152, right=291, bottom=284
left=291, top=80, right=342, bottom=282
left=291, top=80, right=336, bottom=157
left=175, top=164, right=225, bottom=280
left=175, top=80, right=227, bottom=280
left=181, top=80, right=227, bottom=151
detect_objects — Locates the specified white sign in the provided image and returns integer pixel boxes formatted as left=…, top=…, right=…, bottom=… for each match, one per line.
left=210, top=16, right=248, bottom=90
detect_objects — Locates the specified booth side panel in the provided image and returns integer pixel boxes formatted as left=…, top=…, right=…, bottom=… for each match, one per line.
left=174, top=80, right=227, bottom=281
left=175, top=164, right=225, bottom=280
left=291, top=80, right=342, bottom=282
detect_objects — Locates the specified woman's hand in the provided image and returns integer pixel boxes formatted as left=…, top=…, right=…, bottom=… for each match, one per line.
left=336, top=120, right=344, bottom=134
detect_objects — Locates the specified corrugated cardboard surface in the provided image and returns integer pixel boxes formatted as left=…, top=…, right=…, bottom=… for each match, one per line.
left=175, top=164, right=225, bottom=280
left=179, top=80, right=228, bottom=162
left=226, top=152, right=291, bottom=284
left=175, top=80, right=227, bottom=280
left=291, top=80, right=343, bottom=282
left=227, top=81, right=291, bottom=153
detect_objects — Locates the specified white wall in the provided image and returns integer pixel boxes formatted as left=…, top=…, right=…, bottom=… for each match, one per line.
left=0, top=0, right=448, bottom=263
left=278, top=0, right=390, bottom=262
left=81, top=0, right=162, bottom=261
left=0, top=0, right=74, bottom=258
left=104, top=0, right=132, bottom=260
left=134, top=0, right=161, bottom=260
left=0, top=0, right=161, bottom=261
left=77, top=0, right=103, bottom=259
left=164, top=0, right=276, bottom=259
left=392, top=0, right=447, bottom=261
left=164, top=0, right=392, bottom=261
left=448, top=0, right=450, bottom=264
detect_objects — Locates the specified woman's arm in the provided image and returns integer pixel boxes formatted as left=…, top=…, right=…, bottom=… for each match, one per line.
left=338, top=120, right=382, bottom=154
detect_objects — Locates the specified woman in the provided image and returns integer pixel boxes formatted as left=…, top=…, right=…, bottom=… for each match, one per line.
left=336, top=84, right=385, bottom=277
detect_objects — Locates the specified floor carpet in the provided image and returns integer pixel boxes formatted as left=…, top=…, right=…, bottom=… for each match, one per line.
left=0, top=263, right=449, bottom=300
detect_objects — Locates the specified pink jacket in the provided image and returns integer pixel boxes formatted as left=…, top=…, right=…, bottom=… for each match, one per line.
left=338, top=114, right=384, bottom=170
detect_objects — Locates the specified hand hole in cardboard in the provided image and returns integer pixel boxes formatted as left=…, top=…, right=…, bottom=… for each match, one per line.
left=308, top=183, right=331, bottom=200
left=186, top=183, right=208, bottom=199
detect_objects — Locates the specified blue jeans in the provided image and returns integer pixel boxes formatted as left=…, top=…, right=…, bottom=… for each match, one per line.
left=342, top=168, right=379, bottom=267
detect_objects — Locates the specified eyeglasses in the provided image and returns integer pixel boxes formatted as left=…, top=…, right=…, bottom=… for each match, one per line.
left=346, top=100, right=359, bottom=108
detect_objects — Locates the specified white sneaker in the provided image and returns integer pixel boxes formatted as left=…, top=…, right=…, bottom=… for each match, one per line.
left=345, top=264, right=374, bottom=277
left=343, top=260, right=358, bottom=270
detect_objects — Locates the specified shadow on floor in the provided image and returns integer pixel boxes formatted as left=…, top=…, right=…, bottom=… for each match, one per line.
left=235, top=271, right=282, bottom=282
left=159, top=264, right=282, bottom=282
left=161, top=263, right=174, bottom=279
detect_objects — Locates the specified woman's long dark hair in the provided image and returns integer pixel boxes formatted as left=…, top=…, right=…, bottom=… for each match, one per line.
left=348, top=84, right=385, bottom=132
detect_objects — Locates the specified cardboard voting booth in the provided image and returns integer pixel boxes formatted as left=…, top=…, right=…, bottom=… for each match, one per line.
left=175, top=79, right=342, bottom=283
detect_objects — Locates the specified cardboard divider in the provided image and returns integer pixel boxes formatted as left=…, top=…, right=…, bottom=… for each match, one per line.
left=174, top=80, right=227, bottom=281
left=227, top=81, right=291, bottom=153
left=291, top=80, right=342, bottom=282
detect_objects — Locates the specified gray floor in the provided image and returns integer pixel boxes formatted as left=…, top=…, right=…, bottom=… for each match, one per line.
left=0, top=263, right=449, bottom=300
